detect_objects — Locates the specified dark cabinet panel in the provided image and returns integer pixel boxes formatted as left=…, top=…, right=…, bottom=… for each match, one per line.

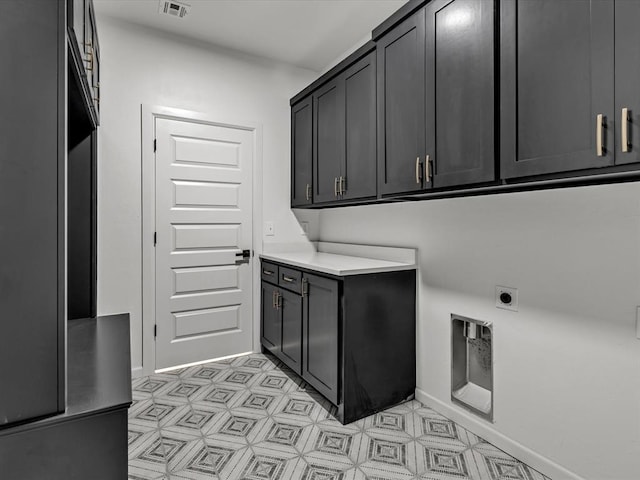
left=261, top=282, right=281, bottom=352
left=0, top=0, right=64, bottom=427
left=500, top=0, right=614, bottom=178
left=377, top=7, right=427, bottom=196
left=302, top=273, right=339, bottom=405
left=615, top=0, right=640, bottom=165
left=291, top=97, right=313, bottom=206
left=280, top=289, right=302, bottom=374
left=426, top=0, right=495, bottom=188
left=314, top=81, right=344, bottom=204
left=343, top=53, right=377, bottom=200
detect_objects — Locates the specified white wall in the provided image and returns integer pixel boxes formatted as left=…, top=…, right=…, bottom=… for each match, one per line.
left=95, top=17, right=317, bottom=372
left=317, top=182, right=640, bottom=479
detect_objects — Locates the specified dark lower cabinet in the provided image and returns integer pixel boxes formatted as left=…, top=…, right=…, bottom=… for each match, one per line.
left=261, top=259, right=416, bottom=424
left=302, top=273, right=340, bottom=405
left=426, top=0, right=495, bottom=188
left=500, top=0, right=615, bottom=178
left=281, top=289, right=303, bottom=374
left=261, top=282, right=281, bottom=352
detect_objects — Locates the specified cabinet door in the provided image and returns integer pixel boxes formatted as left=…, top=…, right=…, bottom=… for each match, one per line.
left=377, top=7, right=427, bottom=196
left=313, top=80, right=345, bottom=203
left=67, top=0, right=85, bottom=57
left=500, top=0, right=614, bottom=178
left=280, top=289, right=302, bottom=375
left=615, top=0, right=640, bottom=165
left=302, top=273, right=339, bottom=404
left=426, top=0, right=495, bottom=188
left=291, top=97, right=313, bottom=207
left=343, top=52, right=377, bottom=200
left=261, top=282, right=281, bottom=352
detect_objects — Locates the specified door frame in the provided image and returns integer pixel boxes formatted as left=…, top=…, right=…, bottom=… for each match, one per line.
left=140, top=104, right=263, bottom=378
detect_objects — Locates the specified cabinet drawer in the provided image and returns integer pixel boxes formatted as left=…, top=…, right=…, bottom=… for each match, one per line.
left=279, top=267, right=302, bottom=293
left=261, top=262, right=279, bottom=283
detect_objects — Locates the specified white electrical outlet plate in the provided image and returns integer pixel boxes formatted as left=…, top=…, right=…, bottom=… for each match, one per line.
left=496, top=286, right=518, bottom=311
left=264, top=221, right=275, bottom=236
left=636, top=307, right=640, bottom=339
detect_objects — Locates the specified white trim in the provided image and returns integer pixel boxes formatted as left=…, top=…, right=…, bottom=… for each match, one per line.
left=141, top=104, right=263, bottom=377
left=415, top=388, right=585, bottom=480
left=131, top=366, right=144, bottom=379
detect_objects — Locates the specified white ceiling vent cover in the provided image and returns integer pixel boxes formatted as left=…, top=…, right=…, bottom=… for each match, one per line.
left=158, top=0, right=190, bottom=18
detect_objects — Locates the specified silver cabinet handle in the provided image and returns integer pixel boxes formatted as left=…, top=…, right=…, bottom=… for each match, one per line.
left=263, top=269, right=274, bottom=276
left=334, top=177, right=339, bottom=197
left=302, top=278, right=308, bottom=297
left=282, top=275, right=295, bottom=283
left=415, top=157, right=421, bottom=184
left=622, top=108, right=630, bottom=153
left=339, top=176, right=345, bottom=195
left=305, top=183, right=311, bottom=201
left=425, top=154, right=431, bottom=183
left=596, top=114, right=604, bottom=157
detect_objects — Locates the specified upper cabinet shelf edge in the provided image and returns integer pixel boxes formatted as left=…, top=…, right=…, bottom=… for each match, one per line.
left=67, top=0, right=100, bottom=128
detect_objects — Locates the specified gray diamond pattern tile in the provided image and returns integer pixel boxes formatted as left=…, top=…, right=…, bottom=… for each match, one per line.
left=129, top=353, right=548, bottom=480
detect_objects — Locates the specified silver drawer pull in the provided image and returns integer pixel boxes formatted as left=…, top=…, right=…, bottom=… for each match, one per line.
left=282, top=276, right=295, bottom=283
left=263, top=269, right=274, bottom=276
left=596, top=113, right=605, bottom=156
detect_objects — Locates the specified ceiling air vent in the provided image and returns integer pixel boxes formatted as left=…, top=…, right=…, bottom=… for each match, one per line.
left=158, top=0, right=190, bottom=18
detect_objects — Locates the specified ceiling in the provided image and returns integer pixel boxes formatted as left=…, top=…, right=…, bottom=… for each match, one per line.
left=94, top=0, right=407, bottom=72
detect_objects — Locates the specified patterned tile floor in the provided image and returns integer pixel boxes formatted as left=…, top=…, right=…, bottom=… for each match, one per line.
left=128, top=353, right=549, bottom=480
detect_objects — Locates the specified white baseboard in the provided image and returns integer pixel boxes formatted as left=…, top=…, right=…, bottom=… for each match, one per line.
left=131, top=366, right=144, bottom=379
left=415, top=388, right=584, bottom=480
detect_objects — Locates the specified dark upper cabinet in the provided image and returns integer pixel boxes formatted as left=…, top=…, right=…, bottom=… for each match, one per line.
left=302, top=273, right=339, bottom=405
left=615, top=0, right=640, bottom=165
left=377, top=7, right=427, bottom=196
left=313, top=51, right=377, bottom=204
left=291, top=97, right=313, bottom=207
left=86, top=0, right=100, bottom=118
left=314, top=80, right=345, bottom=203
left=500, top=0, right=615, bottom=178
left=425, top=0, right=495, bottom=188
left=343, top=53, right=377, bottom=200
left=0, top=0, right=65, bottom=426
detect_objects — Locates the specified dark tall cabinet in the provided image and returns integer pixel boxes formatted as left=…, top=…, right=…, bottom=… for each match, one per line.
left=0, top=0, right=66, bottom=427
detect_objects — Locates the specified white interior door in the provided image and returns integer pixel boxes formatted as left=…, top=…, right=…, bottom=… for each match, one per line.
left=155, top=117, right=253, bottom=369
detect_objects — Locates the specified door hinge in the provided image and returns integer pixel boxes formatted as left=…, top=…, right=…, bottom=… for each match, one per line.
left=154, top=139, right=157, bottom=152
left=154, top=232, right=157, bottom=246
left=154, top=325, right=157, bottom=337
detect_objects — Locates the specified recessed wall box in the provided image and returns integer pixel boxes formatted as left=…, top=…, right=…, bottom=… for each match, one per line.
left=451, top=314, right=493, bottom=422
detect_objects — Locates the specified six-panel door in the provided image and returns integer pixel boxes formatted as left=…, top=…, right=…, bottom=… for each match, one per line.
left=500, top=0, right=615, bottom=178
left=302, top=273, right=339, bottom=405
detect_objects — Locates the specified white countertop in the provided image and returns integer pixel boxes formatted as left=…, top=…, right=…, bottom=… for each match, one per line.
left=260, top=242, right=416, bottom=276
